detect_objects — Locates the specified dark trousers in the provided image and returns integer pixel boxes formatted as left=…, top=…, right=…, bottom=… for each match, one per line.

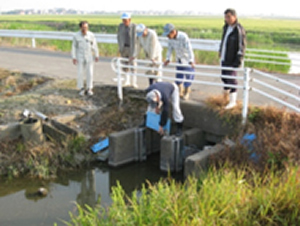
left=175, top=60, right=195, bottom=88
left=221, top=62, right=237, bottom=93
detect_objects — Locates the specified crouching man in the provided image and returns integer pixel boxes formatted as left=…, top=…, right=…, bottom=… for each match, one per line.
left=146, top=82, right=184, bottom=136
left=72, top=21, right=99, bottom=96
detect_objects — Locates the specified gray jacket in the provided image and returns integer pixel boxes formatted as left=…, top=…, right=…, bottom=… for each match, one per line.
left=117, top=23, right=137, bottom=57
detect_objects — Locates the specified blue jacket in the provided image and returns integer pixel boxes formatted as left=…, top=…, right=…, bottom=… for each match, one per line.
left=146, top=82, right=175, bottom=126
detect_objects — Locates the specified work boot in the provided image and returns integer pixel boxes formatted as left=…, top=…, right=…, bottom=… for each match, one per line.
left=183, top=87, right=191, bottom=100
left=223, top=90, right=230, bottom=102
left=225, top=92, right=237, bottom=109
left=175, top=122, right=183, bottom=137
left=178, top=84, right=184, bottom=98
left=124, top=74, right=131, bottom=87
left=87, top=89, right=94, bottom=96
left=79, top=88, right=85, bottom=96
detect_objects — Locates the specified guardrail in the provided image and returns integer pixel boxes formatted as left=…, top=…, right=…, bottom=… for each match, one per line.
left=110, top=58, right=300, bottom=125
left=1, top=29, right=299, bottom=70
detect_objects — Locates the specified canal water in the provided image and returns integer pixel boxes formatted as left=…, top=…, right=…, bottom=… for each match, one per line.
left=0, top=154, right=182, bottom=226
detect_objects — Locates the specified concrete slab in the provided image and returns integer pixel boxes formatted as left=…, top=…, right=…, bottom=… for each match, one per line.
left=0, top=123, right=21, bottom=141
left=145, top=128, right=162, bottom=154
left=43, top=123, right=67, bottom=145
left=50, top=120, right=79, bottom=136
left=184, top=128, right=206, bottom=149
left=160, top=136, right=184, bottom=172
left=52, top=111, right=85, bottom=124
left=184, top=144, right=224, bottom=178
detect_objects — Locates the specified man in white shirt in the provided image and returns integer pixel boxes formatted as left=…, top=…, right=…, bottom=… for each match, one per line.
left=71, top=21, right=99, bottom=96
left=134, top=24, right=163, bottom=85
left=163, top=23, right=195, bottom=100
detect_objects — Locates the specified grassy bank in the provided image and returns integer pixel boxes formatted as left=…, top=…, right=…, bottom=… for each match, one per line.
left=1, top=15, right=298, bottom=73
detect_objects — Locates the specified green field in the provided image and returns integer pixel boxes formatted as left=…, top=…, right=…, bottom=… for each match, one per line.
left=0, top=15, right=299, bottom=72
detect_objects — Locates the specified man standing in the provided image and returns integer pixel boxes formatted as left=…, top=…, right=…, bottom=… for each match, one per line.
left=219, top=8, right=246, bottom=109
left=146, top=82, right=184, bottom=136
left=134, top=24, right=163, bottom=85
left=163, top=24, right=195, bottom=100
left=72, top=21, right=99, bottom=96
left=117, top=13, right=138, bottom=88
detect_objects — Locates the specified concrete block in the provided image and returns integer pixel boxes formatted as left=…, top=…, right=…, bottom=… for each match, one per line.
left=50, top=120, right=79, bottom=136
left=205, top=132, right=224, bottom=144
left=184, top=128, right=205, bottom=149
left=145, top=128, right=162, bottom=154
left=160, top=136, right=184, bottom=172
left=0, top=123, right=21, bottom=141
left=52, top=111, right=85, bottom=124
left=184, top=144, right=225, bottom=178
left=43, top=123, right=67, bottom=144
left=109, top=128, right=146, bottom=167
left=180, top=101, right=239, bottom=136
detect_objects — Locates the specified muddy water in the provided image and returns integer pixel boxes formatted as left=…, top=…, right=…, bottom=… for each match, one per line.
left=0, top=154, right=182, bottom=226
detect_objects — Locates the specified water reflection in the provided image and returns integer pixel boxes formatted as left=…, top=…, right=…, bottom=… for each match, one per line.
left=0, top=154, right=182, bottom=226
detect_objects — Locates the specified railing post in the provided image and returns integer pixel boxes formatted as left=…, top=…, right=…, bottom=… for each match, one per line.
left=117, top=58, right=123, bottom=105
left=242, top=68, right=250, bottom=125
left=31, top=38, right=36, bottom=48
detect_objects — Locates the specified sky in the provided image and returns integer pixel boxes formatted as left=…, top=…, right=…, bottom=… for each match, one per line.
left=0, top=0, right=299, bottom=17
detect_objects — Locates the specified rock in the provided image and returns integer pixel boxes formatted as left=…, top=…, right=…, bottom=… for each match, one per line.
left=37, top=187, right=48, bottom=197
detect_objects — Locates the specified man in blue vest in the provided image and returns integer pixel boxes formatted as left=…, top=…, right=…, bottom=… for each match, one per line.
left=146, top=82, right=184, bottom=136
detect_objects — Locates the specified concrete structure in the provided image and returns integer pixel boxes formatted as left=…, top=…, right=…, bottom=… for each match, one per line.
left=0, top=123, right=21, bottom=141
left=108, top=127, right=147, bottom=167
left=183, top=128, right=205, bottom=149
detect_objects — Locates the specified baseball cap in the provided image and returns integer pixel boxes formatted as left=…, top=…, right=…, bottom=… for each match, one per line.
left=121, top=12, right=131, bottom=19
left=136, top=24, right=146, bottom=37
left=162, top=23, right=175, bottom=36
left=146, top=90, right=160, bottom=109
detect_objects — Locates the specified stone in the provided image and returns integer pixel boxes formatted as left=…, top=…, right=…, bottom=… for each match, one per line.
left=52, top=111, right=85, bottom=124
left=0, top=122, right=21, bottom=141
left=184, top=144, right=225, bottom=178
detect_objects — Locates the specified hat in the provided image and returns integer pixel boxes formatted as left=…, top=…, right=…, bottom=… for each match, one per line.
left=136, top=24, right=146, bottom=37
left=146, top=90, right=160, bottom=109
left=162, top=23, right=175, bottom=36
left=121, top=12, right=131, bottom=19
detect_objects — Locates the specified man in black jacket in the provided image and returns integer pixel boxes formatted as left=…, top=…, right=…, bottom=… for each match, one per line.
left=146, top=82, right=184, bottom=136
left=219, top=8, right=246, bottom=109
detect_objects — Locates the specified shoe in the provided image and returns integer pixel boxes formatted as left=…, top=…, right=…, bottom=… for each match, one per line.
left=178, top=84, right=184, bottom=98
left=175, top=122, right=183, bottom=136
left=124, top=74, right=131, bottom=87
left=87, top=89, right=94, bottom=96
left=225, top=92, right=237, bottom=109
left=79, top=88, right=85, bottom=96
left=183, top=87, right=191, bottom=100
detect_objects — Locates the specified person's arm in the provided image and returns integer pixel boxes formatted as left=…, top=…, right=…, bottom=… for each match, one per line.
left=185, top=36, right=195, bottom=65
left=71, top=35, right=77, bottom=64
left=233, top=25, right=246, bottom=67
left=92, top=34, right=99, bottom=60
left=131, top=24, right=137, bottom=58
left=133, top=38, right=141, bottom=59
left=117, top=24, right=122, bottom=53
left=148, top=33, right=156, bottom=60
left=159, top=95, right=169, bottom=127
left=165, top=41, right=173, bottom=62
left=219, top=26, right=226, bottom=58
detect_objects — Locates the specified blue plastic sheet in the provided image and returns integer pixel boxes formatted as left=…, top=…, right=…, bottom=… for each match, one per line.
left=91, top=137, right=109, bottom=153
left=146, top=111, right=171, bottom=134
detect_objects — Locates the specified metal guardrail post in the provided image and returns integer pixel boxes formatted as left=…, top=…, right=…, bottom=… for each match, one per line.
left=31, top=38, right=36, bottom=48
left=117, top=58, right=123, bottom=105
left=242, top=68, right=251, bottom=125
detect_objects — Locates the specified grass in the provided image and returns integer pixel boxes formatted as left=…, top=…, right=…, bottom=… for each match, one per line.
left=66, top=165, right=300, bottom=225
left=1, top=15, right=299, bottom=73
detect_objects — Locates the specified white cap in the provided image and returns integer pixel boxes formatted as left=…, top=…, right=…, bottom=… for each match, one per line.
left=136, top=24, right=146, bottom=37
left=121, top=12, right=131, bottom=19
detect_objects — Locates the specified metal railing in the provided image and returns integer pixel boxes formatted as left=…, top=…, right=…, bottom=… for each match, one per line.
left=1, top=29, right=299, bottom=70
left=111, top=58, right=300, bottom=125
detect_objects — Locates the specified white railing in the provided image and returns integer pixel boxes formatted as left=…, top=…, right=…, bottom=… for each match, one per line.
left=111, top=58, right=300, bottom=125
left=1, top=29, right=299, bottom=71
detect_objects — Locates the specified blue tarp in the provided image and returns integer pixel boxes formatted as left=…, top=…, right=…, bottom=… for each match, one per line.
left=241, top=133, right=258, bottom=161
left=146, top=111, right=171, bottom=134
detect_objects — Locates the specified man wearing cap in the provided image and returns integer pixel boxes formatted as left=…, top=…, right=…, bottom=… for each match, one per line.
left=219, top=8, right=246, bottom=109
left=163, top=23, right=195, bottom=100
left=134, top=24, right=162, bottom=85
left=146, top=82, right=184, bottom=136
left=117, top=13, right=138, bottom=88
left=72, top=21, right=99, bottom=96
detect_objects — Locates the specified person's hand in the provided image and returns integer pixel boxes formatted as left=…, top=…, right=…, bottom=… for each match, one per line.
left=72, top=59, right=77, bottom=65
left=158, top=126, right=164, bottom=135
left=95, top=57, right=99, bottom=62
left=151, top=59, right=156, bottom=65
left=189, top=62, right=195, bottom=69
left=163, top=60, right=170, bottom=66
left=129, top=57, right=135, bottom=62
left=155, top=107, right=160, bottom=114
